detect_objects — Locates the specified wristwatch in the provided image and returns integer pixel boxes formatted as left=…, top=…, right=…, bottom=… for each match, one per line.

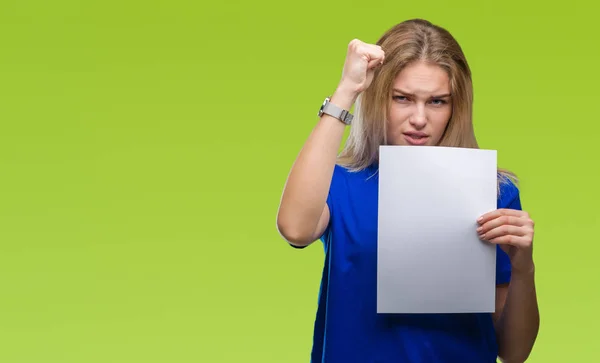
left=318, top=97, right=353, bottom=125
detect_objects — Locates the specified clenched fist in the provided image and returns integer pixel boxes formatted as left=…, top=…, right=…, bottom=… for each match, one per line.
left=339, top=39, right=386, bottom=95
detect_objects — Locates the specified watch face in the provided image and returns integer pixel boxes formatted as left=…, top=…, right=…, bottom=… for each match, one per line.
left=318, top=97, right=329, bottom=116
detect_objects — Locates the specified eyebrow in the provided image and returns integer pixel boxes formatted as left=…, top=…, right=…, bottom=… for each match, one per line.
left=393, top=88, right=451, bottom=98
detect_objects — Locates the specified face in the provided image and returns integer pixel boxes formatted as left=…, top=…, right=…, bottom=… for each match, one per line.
left=386, top=61, right=453, bottom=146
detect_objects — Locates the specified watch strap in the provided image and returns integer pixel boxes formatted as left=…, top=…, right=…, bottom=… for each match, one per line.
left=318, top=97, right=353, bottom=125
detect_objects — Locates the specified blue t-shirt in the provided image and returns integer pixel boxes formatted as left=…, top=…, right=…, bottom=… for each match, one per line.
left=295, top=162, right=522, bottom=363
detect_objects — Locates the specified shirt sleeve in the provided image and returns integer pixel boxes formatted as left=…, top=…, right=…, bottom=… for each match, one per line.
left=319, top=166, right=341, bottom=247
left=496, top=181, right=522, bottom=285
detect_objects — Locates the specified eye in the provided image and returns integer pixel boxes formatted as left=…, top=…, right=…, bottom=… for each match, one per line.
left=430, top=98, right=448, bottom=106
left=393, top=95, right=409, bottom=102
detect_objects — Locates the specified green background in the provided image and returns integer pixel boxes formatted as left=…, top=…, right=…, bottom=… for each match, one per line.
left=1, top=0, right=598, bottom=362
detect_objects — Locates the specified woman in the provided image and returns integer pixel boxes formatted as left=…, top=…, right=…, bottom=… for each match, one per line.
left=277, top=19, right=539, bottom=363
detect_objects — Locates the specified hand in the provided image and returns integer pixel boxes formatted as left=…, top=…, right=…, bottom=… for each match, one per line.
left=477, top=209, right=535, bottom=274
left=338, top=39, right=386, bottom=95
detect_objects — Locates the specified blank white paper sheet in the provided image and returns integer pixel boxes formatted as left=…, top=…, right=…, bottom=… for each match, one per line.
left=377, top=145, right=498, bottom=314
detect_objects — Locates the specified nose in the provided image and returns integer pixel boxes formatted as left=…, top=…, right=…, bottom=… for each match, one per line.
left=408, top=104, right=427, bottom=129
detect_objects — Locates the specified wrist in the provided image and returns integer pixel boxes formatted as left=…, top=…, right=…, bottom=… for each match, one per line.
left=512, top=261, right=535, bottom=279
left=331, top=84, right=360, bottom=109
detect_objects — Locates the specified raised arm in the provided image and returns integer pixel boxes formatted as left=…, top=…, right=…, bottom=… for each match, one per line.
left=276, top=39, right=385, bottom=247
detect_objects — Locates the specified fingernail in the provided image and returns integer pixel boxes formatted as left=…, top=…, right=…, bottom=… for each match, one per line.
left=476, top=227, right=483, bottom=232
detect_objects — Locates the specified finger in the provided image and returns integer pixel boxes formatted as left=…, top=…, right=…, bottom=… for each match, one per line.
left=477, top=215, right=530, bottom=234
left=362, top=44, right=384, bottom=60
left=369, top=44, right=385, bottom=58
left=478, top=208, right=529, bottom=225
left=367, top=58, right=383, bottom=69
left=479, top=224, right=526, bottom=241
left=487, top=234, right=530, bottom=248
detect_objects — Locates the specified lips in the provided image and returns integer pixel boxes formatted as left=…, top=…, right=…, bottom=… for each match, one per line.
left=403, top=131, right=429, bottom=145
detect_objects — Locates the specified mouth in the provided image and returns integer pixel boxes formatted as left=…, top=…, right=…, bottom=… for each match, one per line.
left=403, top=132, right=429, bottom=145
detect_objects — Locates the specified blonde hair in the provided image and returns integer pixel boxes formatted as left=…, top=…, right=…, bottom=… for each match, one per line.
left=337, top=19, right=517, bottom=191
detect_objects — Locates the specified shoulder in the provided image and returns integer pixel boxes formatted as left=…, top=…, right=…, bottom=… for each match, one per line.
left=321, top=163, right=378, bottom=243
left=497, top=175, right=521, bottom=210
left=331, top=162, right=379, bottom=181
left=328, top=164, right=352, bottom=201
left=329, top=163, right=378, bottom=193
left=326, top=163, right=379, bottom=213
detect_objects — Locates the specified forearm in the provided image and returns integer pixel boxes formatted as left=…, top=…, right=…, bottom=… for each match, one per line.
left=496, top=265, right=540, bottom=362
left=276, top=86, right=357, bottom=244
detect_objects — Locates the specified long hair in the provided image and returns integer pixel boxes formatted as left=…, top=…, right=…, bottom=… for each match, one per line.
left=337, top=19, right=517, bottom=191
